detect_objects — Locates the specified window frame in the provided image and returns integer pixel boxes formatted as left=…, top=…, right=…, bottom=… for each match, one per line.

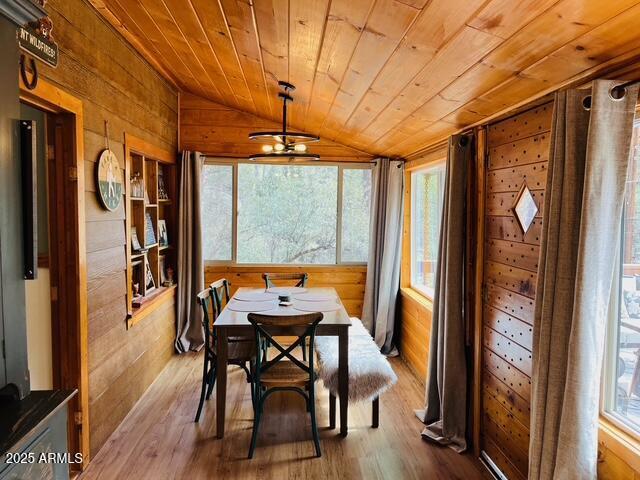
left=202, top=158, right=373, bottom=266
left=601, top=116, right=640, bottom=442
left=409, top=160, right=446, bottom=301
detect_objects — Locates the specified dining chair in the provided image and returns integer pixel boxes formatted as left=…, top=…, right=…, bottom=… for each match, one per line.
left=261, top=272, right=309, bottom=360
left=194, top=279, right=256, bottom=423
left=261, top=272, right=308, bottom=289
left=247, top=312, right=323, bottom=459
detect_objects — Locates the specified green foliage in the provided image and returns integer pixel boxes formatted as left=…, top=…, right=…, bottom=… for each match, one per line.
left=202, top=164, right=372, bottom=264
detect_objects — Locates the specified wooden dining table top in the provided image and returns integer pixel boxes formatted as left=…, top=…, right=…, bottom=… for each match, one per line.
left=214, top=286, right=352, bottom=329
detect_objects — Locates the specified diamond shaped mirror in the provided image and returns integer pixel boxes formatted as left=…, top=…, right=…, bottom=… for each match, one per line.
left=513, top=183, right=539, bottom=233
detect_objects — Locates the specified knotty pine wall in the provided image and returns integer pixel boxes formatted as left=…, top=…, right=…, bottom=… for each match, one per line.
left=180, top=93, right=373, bottom=161
left=39, top=0, right=178, bottom=456
left=205, top=266, right=366, bottom=318
left=481, top=102, right=552, bottom=480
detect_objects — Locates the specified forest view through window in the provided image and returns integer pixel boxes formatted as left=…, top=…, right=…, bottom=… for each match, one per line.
left=201, top=163, right=371, bottom=264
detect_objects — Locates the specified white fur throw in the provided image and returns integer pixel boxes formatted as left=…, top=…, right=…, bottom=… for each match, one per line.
left=315, top=318, right=397, bottom=403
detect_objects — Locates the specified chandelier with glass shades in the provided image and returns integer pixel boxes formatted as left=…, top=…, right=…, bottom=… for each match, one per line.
left=248, top=81, right=320, bottom=160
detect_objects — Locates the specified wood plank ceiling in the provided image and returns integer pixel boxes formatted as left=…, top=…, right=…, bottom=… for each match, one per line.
left=90, top=0, right=640, bottom=158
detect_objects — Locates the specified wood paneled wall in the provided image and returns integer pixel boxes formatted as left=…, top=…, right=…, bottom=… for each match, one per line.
left=205, top=265, right=366, bottom=318
left=398, top=290, right=432, bottom=382
left=39, top=0, right=178, bottom=456
left=179, top=93, right=373, bottom=161
left=480, top=103, right=552, bottom=479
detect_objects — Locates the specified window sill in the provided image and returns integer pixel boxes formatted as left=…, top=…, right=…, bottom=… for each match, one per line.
left=400, top=287, right=434, bottom=311
left=204, top=263, right=367, bottom=270
left=599, top=416, right=640, bottom=473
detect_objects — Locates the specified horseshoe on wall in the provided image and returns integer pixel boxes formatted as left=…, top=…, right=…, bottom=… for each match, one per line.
left=20, top=54, right=38, bottom=90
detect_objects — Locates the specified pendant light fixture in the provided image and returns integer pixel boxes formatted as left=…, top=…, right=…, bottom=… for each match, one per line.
left=248, top=81, right=320, bottom=160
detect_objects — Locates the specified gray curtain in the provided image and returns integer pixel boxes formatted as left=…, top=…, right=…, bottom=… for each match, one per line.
left=362, top=158, right=404, bottom=355
left=529, top=80, right=639, bottom=479
left=175, top=151, right=205, bottom=353
left=416, top=133, right=472, bottom=453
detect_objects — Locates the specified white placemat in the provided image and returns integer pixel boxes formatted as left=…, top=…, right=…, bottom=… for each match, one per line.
left=233, top=290, right=279, bottom=302
left=292, top=300, right=341, bottom=312
left=293, top=292, right=336, bottom=302
left=226, top=300, right=278, bottom=312
left=266, top=286, right=307, bottom=294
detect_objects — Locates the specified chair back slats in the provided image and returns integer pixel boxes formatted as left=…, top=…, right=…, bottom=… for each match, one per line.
left=248, top=312, right=322, bottom=378
left=196, top=288, right=216, bottom=356
left=262, top=272, right=308, bottom=289
left=210, top=278, right=230, bottom=311
left=196, top=278, right=231, bottom=354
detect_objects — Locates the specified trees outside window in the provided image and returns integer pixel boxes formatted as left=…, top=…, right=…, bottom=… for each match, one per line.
left=201, top=162, right=372, bottom=265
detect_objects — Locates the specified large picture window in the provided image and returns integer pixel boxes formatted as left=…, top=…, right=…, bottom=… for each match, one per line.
left=603, top=121, right=640, bottom=436
left=202, top=162, right=372, bottom=265
left=410, top=162, right=445, bottom=298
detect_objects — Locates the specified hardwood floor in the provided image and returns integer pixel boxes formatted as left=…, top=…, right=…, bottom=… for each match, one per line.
left=80, top=353, right=485, bottom=480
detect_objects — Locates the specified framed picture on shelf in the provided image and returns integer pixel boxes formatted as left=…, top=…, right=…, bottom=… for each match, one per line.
left=144, top=256, right=155, bottom=293
left=145, top=213, right=156, bottom=246
left=158, top=220, right=169, bottom=247
left=131, top=227, right=142, bottom=252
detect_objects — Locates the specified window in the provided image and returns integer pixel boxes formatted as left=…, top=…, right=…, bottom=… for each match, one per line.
left=202, top=162, right=372, bottom=264
left=201, top=164, right=233, bottom=261
left=341, top=168, right=372, bottom=262
left=603, top=121, right=640, bottom=435
left=411, top=163, right=445, bottom=298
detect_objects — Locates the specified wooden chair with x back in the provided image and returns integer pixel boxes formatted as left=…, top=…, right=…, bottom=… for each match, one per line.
left=262, top=272, right=310, bottom=360
left=262, top=272, right=308, bottom=289
left=194, top=279, right=256, bottom=423
left=247, top=311, right=323, bottom=459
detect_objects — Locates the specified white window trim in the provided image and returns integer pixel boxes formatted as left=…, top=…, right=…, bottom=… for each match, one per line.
left=203, top=158, right=373, bottom=266
left=409, top=161, right=446, bottom=300
left=601, top=205, right=640, bottom=440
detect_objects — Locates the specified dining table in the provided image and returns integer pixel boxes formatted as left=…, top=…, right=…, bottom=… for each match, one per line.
left=213, top=286, right=352, bottom=438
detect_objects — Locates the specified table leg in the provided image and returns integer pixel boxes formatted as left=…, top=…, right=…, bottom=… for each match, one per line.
left=216, top=328, right=228, bottom=439
left=338, top=328, right=349, bottom=437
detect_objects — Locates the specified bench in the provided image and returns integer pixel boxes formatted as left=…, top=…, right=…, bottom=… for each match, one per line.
left=315, top=318, right=397, bottom=428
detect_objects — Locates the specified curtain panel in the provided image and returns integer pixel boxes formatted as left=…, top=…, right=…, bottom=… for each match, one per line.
left=529, top=80, right=639, bottom=479
left=175, top=151, right=205, bottom=353
left=362, top=158, right=404, bottom=355
left=416, top=133, right=473, bottom=453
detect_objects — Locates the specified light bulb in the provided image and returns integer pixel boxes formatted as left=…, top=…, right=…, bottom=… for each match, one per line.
left=262, top=144, right=274, bottom=153
left=274, top=143, right=285, bottom=152
left=293, top=143, right=307, bottom=152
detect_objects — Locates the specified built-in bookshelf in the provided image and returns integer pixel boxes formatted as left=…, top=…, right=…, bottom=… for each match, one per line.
left=124, top=134, right=177, bottom=328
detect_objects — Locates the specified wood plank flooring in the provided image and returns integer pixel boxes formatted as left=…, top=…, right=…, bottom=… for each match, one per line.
left=80, top=354, right=485, bottom=480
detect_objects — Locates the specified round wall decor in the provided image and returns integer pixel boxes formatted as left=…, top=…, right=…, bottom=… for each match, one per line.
left=96, top=149, right=123, bottom=211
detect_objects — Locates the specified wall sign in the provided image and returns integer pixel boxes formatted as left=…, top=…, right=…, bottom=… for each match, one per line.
left=17, top=21, right=58, bottom=68
left=96, top=149, right=123, bottom=212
